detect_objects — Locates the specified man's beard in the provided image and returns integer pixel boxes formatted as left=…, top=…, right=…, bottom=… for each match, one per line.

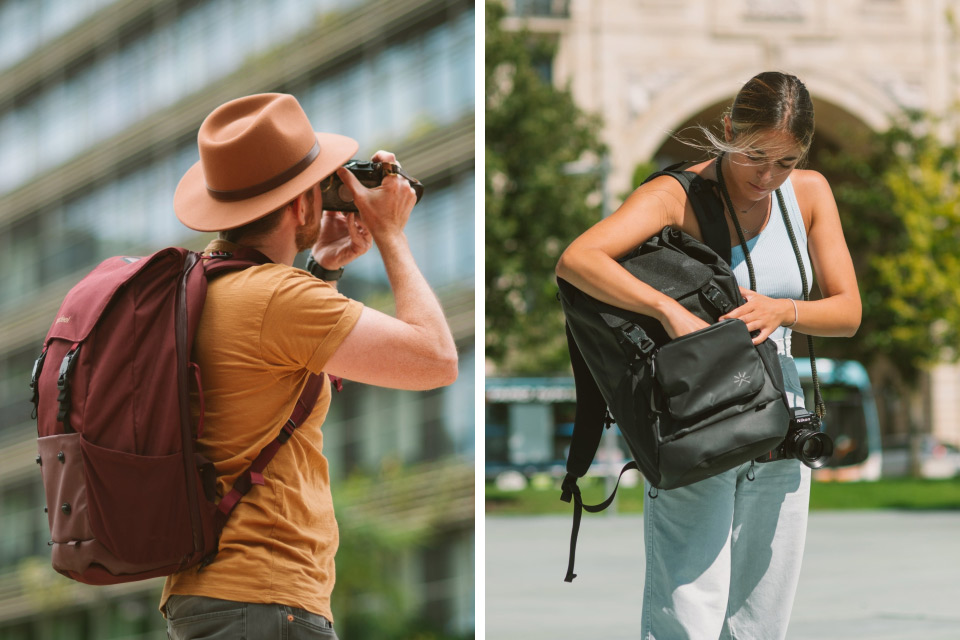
left=294, top=208, right=320, bottom=252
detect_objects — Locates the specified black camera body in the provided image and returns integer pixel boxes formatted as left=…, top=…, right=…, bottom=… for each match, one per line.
left=757, top=407, right=834, bottom=468
left=319, top=160, right=424, bottom=212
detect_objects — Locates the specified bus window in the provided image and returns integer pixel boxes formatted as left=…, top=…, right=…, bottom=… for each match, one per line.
left=817, top=384, right=871, bottom=467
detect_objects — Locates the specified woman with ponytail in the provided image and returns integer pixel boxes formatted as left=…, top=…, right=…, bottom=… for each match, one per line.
left=557, top=71, right=861, bottom=639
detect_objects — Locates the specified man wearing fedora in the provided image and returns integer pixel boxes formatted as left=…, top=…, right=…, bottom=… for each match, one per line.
left=160, top=93, right=458, bottom=638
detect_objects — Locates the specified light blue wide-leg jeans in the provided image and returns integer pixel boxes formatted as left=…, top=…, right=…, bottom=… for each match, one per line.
left=640, top=355, right=812, bottom=640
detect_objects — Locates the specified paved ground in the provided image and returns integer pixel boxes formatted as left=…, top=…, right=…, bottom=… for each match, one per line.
left=485, top=511, right=960, bottom=639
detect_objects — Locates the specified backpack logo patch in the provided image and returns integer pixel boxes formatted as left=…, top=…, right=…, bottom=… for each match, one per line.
left=733, top=371, right=751, bottom=387
left=55, top=316, right=71, bottom=324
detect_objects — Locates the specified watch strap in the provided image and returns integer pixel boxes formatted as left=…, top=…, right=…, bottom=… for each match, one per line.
left=305, top=254, right=344, bottom=281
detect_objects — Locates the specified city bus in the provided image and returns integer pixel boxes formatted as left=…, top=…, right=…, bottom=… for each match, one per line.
left=796, top=358, right=883, bottom=481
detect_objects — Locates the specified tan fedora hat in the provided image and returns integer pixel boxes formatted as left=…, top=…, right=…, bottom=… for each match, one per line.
left=174, top=93, right=358, bottom=232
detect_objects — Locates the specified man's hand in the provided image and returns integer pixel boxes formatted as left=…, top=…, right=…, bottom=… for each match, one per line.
left=334, top=150, right=417, bottom=242
left=322, top=150, right=457, bottom=390
left=310, top=211, right=372, bottom=270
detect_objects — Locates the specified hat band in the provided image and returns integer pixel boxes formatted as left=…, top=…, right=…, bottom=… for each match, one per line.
left=206, top=141, right=321, bottom=202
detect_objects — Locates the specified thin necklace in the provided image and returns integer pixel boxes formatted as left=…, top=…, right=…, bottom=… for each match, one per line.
left=739, top=199, right=770, bottom=234
left=720, top=157, right=769, bottom=234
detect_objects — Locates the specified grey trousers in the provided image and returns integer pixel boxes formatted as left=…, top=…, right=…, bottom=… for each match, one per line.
left=165, top=595, right=338, bottom=640
left=640, top=354, right=812, bottom=640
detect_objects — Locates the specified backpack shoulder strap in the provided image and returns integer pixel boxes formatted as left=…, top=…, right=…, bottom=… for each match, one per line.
left=203, top=371, right=326, bottom=566
left=563, top=321, right=609, bottom=478
left=203, top=246, right=274, bottom=275
left=642, top=162, right=731, bottom=265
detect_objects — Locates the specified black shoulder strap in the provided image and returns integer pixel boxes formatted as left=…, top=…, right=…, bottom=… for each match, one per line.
left=642, top=162, right=731, bottom=265
left=563, top=321, right=609, bottom=478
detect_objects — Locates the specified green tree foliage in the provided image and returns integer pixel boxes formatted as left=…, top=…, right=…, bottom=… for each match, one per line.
left=485, top=1, right=606, bottom=374
left=331, top=467, right=472, bottom=640
left=819, top=112, right=960, bottom=380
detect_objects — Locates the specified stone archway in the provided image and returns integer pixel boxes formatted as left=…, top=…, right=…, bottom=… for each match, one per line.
left=607, top=67, right=900, bottom=199
left=625, top=68, right=898, bottom=172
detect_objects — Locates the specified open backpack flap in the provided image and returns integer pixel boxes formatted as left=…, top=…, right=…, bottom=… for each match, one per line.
left=557, top=161, right=824, bottom=582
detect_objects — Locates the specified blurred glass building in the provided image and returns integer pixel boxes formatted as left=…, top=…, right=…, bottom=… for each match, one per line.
left=0, top=0, right=475, bottom=638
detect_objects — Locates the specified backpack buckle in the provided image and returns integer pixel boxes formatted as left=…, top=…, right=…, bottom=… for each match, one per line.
left=702, top=283, right=731, bottom=313
left=622, top=324, right=655, bottom=356
left=30, top=348, right=48, bottom=419
left=57, top=346, right=80, bottom=390
left=30, top=348, right=47, bottom=391
left=278, top=419, right=297, bottom=444
left=560, top=473, right=580, bottom=503
left=56, top=345, right=81, bottom=431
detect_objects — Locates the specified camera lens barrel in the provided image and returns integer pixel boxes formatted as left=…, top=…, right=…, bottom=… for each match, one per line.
left=791, top=429, right=834, bottom=469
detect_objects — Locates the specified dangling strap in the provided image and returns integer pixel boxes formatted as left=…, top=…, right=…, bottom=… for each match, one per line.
left=559, top=461, right=638, bottom=583
left=715, top=154, right=825, bottom=418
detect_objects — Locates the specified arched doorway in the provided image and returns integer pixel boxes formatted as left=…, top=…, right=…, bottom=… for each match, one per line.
left=646, top=94, right=874, bottom=174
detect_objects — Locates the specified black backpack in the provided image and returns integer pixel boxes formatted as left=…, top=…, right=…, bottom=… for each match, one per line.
left=556, top=163, right=792, bottom=581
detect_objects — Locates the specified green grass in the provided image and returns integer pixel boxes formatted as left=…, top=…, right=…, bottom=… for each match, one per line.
left=485, top=475, right=960, bottom=515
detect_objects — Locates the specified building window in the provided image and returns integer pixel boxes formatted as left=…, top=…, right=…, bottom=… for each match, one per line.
left=419, top=388, right=450, bottom=462
left=0, top=480, right=43, bottom=567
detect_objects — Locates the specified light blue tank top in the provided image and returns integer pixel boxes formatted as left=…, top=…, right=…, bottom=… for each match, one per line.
left=729, top=176, right=811, bottom=362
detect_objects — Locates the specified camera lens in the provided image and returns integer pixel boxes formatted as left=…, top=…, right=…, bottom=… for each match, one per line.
left=793, top=430, right=834, bottom=469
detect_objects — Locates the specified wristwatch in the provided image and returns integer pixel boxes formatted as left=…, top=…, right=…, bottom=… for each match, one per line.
left=304, top=254, right=344, bottom=281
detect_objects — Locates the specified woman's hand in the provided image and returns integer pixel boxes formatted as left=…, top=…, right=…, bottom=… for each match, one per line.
left=720, top=286, right=793, bottom=345
left=659, top=302, right=710, bottom=340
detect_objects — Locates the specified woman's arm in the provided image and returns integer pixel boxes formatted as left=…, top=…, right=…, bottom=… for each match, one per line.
left=791, top=169, right=861, bottom=337
left=719, top=169, right=861, bottom=342
left=556, top=176, right=710, bottom=339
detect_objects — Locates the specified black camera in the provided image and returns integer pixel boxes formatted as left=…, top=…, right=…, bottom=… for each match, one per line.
left=757, top=407, right=834, bottom=468
left=318, top=160, right=424, bottom=212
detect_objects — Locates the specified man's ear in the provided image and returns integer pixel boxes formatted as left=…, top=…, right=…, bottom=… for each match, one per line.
left=723, top=115, right=733, bottom=143
left=289, top=193, right=309, bottom=225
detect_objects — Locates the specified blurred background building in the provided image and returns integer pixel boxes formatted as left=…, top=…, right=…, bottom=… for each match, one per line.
left=0, top=0, right=474, bottom=638
left=494, top=0, right=960, bottom=465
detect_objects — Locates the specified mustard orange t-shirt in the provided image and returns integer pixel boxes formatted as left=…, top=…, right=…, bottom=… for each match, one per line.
left=160, top=240, right=363, bottom=622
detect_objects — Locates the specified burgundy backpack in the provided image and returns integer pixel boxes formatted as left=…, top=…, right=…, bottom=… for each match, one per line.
left=30, top=246, right=324, bottom=585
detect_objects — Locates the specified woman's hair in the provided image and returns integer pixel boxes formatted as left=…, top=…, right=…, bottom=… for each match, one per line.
left=694, top=71, right=815, bottom=160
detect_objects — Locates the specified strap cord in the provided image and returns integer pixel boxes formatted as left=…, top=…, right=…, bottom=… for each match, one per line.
left=775, top=188, right=826, bottom=418
left=715, top=155, right=757, bottom=292
left=716, top=154, right=825, bottom=418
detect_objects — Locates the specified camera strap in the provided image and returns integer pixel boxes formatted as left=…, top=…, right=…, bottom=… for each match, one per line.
left=381, top=162, right=423, bottom=189
left=716, top=154, right=826, bottom=418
